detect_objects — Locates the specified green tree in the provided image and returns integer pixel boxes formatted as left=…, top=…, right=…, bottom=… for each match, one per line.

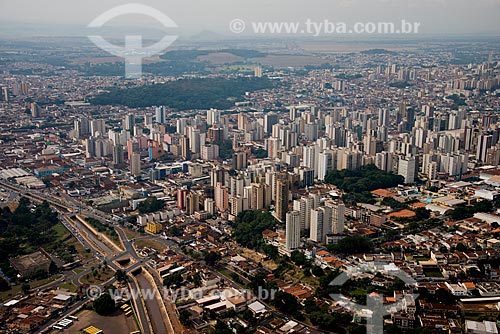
left=115, top=270, right=128, bottom=282
left=168, top=225, right=183, bottom=237
left=91, top=77, right=275, bottom=110
left=384, top=325, right=403, bottom=334
left=261, top=244, right=279, bottom=260
left=348, top=324, right=367, bottom=334
left=310, top=311, right=350, bottom=331
left=273, top=291, right=301, bottom=315
left=325, top=164, right=403, bottom=193
left=0, top=197, right=59, bottom=265
left=311, top=266, right=325, bottom=277
left=137, top=197, right=165, bottom=214
left=343, top=191, right=376, bottom=205
left=204, top=251, right=221, bottom=266
left=449, top=200, right=494, bottom=221
left=290, top=250, right=308, bottom=266
left=0, top=276, right=9, bottom=291
left=49, top=261, right=58, bottom=274
left=218, top=140, right=234, bottom=160
left=21, top=283, right=30, bottom=294
left=414, top=207, right=431, bottom=220
left=179, top=309, right=191, bottom=326
left=232, top=210, right=278, bottom=249
left=163, top=272, right=183, bottom=288
left=192, top=273, right=202, bottom=288
left=381, top=197, right=408, bottom=211
left=213, top=320, right=233, bottom=334
left=93, top=293, right=115, bottom=315
left=252, top=148, right=268, bottom=159
left=328, top=236, right=374, bottom=254
left=435, top=288, right=456, bottom=305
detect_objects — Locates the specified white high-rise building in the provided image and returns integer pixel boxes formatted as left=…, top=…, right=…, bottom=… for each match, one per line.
left=293, top=193, right=320, bottom=231
left=229, top=176, right=245, bottom=197
left=207, top=108, right=220, bottom=126
left=328, top=202, right=345, bottom=234
left=441, top=153, right=468, bottom=176
left=398, top=156, right=416, bottom=184
left=310, top=208, right=324, bottom=243
left=176, top=118, right=187, bottom=135
left=427, top=161, right=438, bottom=180
left=124, top=113, right=135, bottom=133
left=414, top=128, right=427, bottom=148
left=289, top=106, right=297, bottom=121
left=310, top=206, right=332, bottom=244
left=144, top=114, right=154, bottom=127
left=421, top=105, right=433, bottom=118
left=375, top=151, right=394, bottom=173
left=254, top=65, right=263, bottom=78
left=378, top=108, right=390, bottom=127
left=155, top=106, right=166, bottom=124
left=363, top=135, right=377, bottom=157
left=201, top=144, right=219, bottom=161
left=286, top=211, right=301, bottom=250
left=108, top=129, right=120, bottom=145
left=337, top=149, right=362, bottom=171
left=477, top=134, right=493, bottom=163
left=302, top=145, right=318, bottom=177
left=204, top=198, right=215, bottom=215
left=229, top=195, right=245, bottom=217
left=293, top=198, right=307, bottom=231
left=188, top=127, right=201, bottom=154
left=318, top=150, right=333, bottom=181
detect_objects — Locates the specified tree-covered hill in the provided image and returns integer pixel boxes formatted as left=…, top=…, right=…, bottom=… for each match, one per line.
left=325, top=164, right=404, bottom=193
left=90, top=77, right=276, bottom=110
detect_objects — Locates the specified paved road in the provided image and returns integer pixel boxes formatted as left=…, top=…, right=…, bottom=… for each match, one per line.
left=65, top=215, right=115, bottom=255
left=145, top=266, right=183, bottom=334
left=128, top=273, right=152, bottom=334
left=135, top=272, right=168, bottom=334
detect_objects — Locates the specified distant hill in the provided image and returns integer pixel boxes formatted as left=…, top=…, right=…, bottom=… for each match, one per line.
left=360, top=48, right=397, bottom=55
left=160, top=49, right=266, bottom=61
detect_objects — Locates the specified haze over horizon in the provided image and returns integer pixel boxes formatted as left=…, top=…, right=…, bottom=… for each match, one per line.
left=0, top=0, right=499, bottom=38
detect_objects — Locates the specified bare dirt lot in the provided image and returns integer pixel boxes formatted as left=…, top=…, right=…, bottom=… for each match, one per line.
left=61, top=309, right=138, bottom=334
left=239, top=247, right=278, bottom=271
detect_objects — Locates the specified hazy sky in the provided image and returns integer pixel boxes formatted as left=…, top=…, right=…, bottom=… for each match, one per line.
left=1, top=0, right=499, bottom=37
